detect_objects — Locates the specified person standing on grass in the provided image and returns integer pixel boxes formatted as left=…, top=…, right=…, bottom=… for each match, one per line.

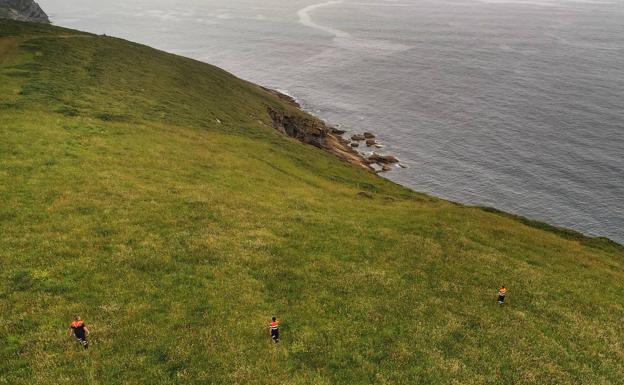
left=69, top=316, right=90, bottom=349
left=498, top=286, right=507, bottom=305
left=269, top=317, right=280, bottom=343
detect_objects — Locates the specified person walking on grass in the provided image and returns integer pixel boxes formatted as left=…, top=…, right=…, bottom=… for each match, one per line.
left=69, top=316, right=90, bottom=349
left=498, top=285, right=507, bottom=305
left=269, top=317, right=280, bottom=343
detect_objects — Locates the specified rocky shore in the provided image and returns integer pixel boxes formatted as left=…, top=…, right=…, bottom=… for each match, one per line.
left=265, top=88, right=404, bottom=173
left=267, top=106, right=371, bottom=170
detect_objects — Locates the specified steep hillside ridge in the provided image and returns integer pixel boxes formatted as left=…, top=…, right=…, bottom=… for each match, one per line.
left=1, top=21, right=622, bottom=385
left=0, top=0, right=49, bottom=23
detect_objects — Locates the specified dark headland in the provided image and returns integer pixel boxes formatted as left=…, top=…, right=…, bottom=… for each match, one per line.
left=0, top=0, right=49, bottom=23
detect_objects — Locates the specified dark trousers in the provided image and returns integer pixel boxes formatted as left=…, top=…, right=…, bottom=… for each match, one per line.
left=498, top=295, right=506, bottom=303
left=271, top=329, right=279, bottom=342
left=74, top=333, right=89, bottom=348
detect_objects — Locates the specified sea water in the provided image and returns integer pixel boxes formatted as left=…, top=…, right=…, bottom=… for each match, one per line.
left=40, top=0, right=624, bottom=243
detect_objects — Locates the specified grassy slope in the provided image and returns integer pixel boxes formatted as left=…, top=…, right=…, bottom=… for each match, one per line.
left=0, top=21, right=622, bottom=385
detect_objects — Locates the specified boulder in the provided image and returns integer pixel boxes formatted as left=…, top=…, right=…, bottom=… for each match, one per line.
left=350, top=142, right=359, bottom=148
left=368, top=153, right=400, bottom=164
left=351, top=134, right=365, bottom=141
left=366, top=139, right=377, bottom=147
left=369, top=163, right=384, bottom=172
left=364, top=132, right=376, bottom=139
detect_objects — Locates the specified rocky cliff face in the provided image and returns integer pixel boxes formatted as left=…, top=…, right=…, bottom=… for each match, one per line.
left=0, top=0, right=49, bottom=23
left=267, top=106, right=372, bottom=171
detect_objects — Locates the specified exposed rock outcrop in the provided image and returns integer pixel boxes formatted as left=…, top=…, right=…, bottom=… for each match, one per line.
left=368, top=153, right=400, bottom=164
left=267, top=106, right=372, bottom=171
left=263, top=90, right=404, bottom=173
left=0, top=0, right=49, bottom=23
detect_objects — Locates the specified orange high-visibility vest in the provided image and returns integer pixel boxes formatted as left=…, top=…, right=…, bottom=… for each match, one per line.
left=270, top=321, right=279, bottom=330
left=499, top=288, right=507, bottom=296
left=71, top=321, right=84, bottom=328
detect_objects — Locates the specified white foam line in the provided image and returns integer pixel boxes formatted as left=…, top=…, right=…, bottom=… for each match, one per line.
left=297, top=1, right=350, bottom=39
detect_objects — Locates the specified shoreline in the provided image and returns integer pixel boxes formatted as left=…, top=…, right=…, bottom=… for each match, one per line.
left=263, top=87, right=623, bottom=249
left=30, top=0, right=622, bottom=247
left=263, top=87, right=404, bottom=174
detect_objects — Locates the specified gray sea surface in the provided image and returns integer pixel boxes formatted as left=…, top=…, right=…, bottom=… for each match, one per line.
left=39, top=0, right=624, bottom=243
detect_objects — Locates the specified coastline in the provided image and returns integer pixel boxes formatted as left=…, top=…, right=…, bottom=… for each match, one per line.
left=263, top=86, right=404, bottom=174
left=262, top=86, right=372, bottom=171
left=34, top=0, right=622, bottom=248
left=262, top=87, right=623, bottom=249
left=2, top=20, right=624, bottom=385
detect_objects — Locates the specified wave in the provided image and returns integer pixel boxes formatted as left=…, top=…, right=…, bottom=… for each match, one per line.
left=297, top=1, right=350, bottom=38
left=297, top=0, right=412, bottom=54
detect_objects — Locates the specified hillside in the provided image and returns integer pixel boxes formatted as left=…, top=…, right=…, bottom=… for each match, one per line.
left=0, top=0, right=49, bottom=23
left=0, top=20, right=623, bottom=385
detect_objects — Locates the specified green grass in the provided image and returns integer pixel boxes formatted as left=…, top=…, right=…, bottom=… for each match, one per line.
left=0, top=20, right=622, bottom=385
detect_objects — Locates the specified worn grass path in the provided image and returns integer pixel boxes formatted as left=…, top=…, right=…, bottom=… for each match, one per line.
left=0, top=20, right=623, bottom=385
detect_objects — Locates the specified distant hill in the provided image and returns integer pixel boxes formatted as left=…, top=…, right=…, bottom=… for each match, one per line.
left=0, top=20, right=622, bottom=385
left=0, top=0, right=49, bottom=23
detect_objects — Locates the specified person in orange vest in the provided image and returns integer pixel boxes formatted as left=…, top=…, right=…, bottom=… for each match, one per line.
left=498, top=286, right=508, bottom=305
left=69, top=316, right=90, bottom=349
left=269, top=317, right=280, bottom=343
